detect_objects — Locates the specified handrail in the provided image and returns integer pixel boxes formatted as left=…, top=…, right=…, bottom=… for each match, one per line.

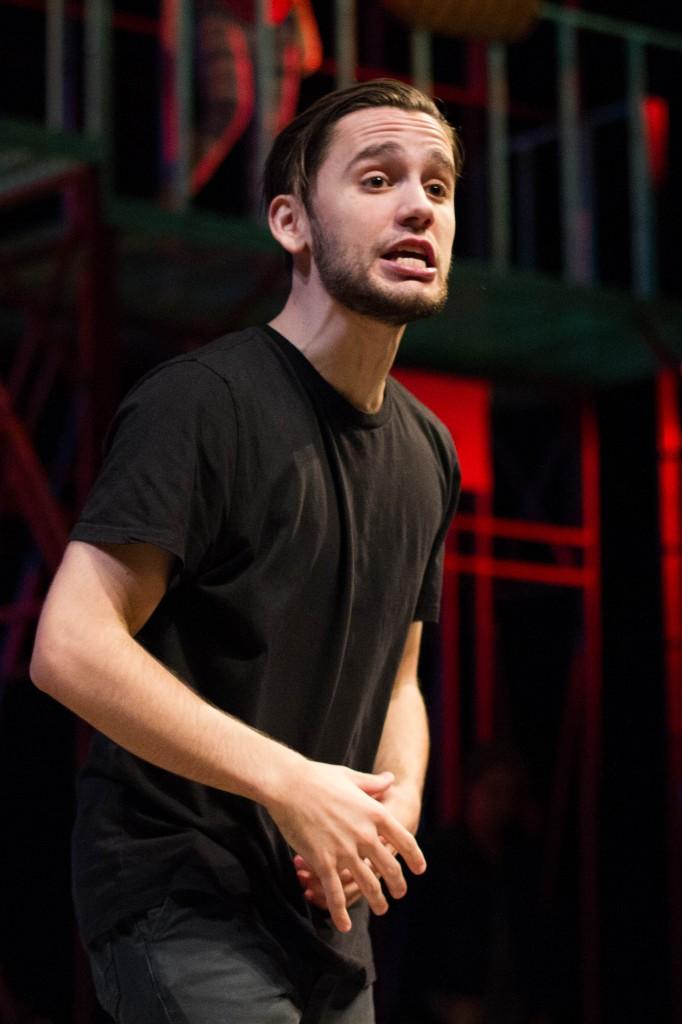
left=7, top=0, right=682, bottom=53
left=45, top=0, right=65, bottom=129
left=539, top=2, right=682, bottom=52
left=3, top=0, right=682, bottom=300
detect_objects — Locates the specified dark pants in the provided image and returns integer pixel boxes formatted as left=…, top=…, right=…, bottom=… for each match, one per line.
left=87, top=893, right=375, bottom=1024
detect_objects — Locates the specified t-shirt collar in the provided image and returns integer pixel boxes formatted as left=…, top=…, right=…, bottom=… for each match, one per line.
left=263, top=325, right=393, bottom=430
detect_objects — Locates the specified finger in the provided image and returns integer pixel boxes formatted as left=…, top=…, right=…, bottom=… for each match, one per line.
left=318, top=866, right=352, bottom=932
left=300, top=873, right=327, bottom=903
left=303, top=887, right=328, bottom=909
left=343, top=881, right=362, bottom=907
left=353, top=770, right=395, bottom=797
left=379, top=817, right=426, bottom=876
left=348, top=857, right=389, bottom=916
left=364, top=841, right=408, bottom=901
left=304, top=873, right=361, bottom=910
left=306, top=871, right=351, bottom=896
left=378, top=835, right=398, bottom=857
left=297, top=865, right=353, bottom=887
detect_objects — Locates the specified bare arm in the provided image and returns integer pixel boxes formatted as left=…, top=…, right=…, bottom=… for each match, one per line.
left=30, top=541, right=425, bottom=932
left=295, top=622, right=429, bottom=907
left=372, top=621, right=430, bottom=835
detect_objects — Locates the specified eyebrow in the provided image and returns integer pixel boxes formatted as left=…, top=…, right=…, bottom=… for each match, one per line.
left=345, top=142, right=456, bottom=180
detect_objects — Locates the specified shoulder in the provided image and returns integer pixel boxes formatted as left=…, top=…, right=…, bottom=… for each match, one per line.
left=130, top=328, right=263, bottom=391
left=117, top=327, right=282, bottom=417
left=182, top=326, right=274, bottom=380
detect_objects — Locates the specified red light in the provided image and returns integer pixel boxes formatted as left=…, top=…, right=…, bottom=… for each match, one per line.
left=644, top=96, right=669, bottom=187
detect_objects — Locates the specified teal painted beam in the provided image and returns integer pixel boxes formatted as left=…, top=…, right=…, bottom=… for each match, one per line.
left=85, top=0, right=113, bottom=193
left=170, top=0, right=194, bottom=211
left=540, top=2, right=682, bottom=53
left=627, top=39, right=657, bottom=298
left=255, top=0, right=277, bottom=216
left=335, top=0, right=357, bottom=89
left=410, top=29, right=433, bottom=95
left=487, top=42, right=510, bottom=273
left=558, top=20, right=586, bottom=284
left=46, top=0, right=66, bottom=130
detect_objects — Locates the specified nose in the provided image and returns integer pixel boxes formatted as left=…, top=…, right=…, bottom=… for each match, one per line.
left=395, top=176, right=434, bottom=230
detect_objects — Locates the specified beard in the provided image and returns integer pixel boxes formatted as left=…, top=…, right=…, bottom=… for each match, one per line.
left=310, top=215, right=450, bottom=327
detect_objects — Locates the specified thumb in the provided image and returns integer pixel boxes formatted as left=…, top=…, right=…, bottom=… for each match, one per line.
left=353, top=769, right=395, bottom=796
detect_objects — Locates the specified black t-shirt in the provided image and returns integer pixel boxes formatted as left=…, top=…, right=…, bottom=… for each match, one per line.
left=70, top=325, right=460, bottom=988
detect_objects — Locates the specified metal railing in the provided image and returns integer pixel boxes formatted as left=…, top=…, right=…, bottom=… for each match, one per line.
left=9, top=0, right=682, bottom=296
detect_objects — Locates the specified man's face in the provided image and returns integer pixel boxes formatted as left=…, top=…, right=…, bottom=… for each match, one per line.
left=305, top=107, right=457, bottom=326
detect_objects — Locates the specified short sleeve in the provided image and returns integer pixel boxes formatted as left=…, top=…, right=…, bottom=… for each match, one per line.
left=413, top=433, right=461, bottom=623
left=71, top=359, right=237, bottom=575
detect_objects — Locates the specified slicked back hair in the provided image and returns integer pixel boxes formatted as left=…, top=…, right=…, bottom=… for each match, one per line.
left=262, top=78, right=463, bottom=215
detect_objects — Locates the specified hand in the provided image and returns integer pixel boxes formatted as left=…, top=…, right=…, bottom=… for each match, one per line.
left=374, top=779, right=422, bottom=841
left=266, top=759, right=426, bottom=933
left=294, top=854, right=364, bottom=910
left=292, top=779, right=423, bottom=915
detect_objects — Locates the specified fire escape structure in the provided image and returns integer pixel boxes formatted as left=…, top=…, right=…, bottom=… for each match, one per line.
left=1, top=3, right=681, bottom=1024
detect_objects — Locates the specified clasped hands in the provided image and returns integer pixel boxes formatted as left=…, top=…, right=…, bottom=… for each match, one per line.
left=267, top=760, right=424, bottom=933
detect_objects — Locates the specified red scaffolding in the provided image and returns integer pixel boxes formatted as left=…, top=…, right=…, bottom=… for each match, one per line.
left=396, top=368, right=603, bottom=1024
left=0, top=162, right=114, bottom=681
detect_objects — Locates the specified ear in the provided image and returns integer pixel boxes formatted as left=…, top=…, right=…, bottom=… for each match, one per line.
left=268, top=194, right=311, bottom=257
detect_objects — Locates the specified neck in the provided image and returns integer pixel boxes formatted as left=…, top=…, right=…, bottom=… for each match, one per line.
left=269, top=288, right=406, bottom=414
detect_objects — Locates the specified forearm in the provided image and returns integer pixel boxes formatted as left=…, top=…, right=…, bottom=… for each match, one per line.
left=373, top=677, right=429, bottom=830
left=31, top=542, right=427, bottom=932
left=31, top=610, right=302, bottom=808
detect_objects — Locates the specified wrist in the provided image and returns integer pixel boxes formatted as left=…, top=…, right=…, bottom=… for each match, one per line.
left=382, top=776, right=423, bottom=832
left=255, top=743, right=308, bottom=812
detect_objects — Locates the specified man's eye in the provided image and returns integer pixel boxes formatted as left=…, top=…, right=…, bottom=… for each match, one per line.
left=363, top=175, right=389, bottom=189
left=426, top=182, right=449, bottom=198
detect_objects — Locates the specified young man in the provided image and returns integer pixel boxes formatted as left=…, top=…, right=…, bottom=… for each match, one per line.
left=31, top=79, right=462, bottom=1023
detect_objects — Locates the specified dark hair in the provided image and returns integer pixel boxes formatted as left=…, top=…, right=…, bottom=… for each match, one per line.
left=262, top=78, right=463, bottom=214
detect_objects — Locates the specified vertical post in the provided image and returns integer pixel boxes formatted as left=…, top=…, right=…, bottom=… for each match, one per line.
left=335, top=0, right=357, bottom=90
left=255, top=0, right=277, bottom=214
left=73, top=167, right=116, bottom=507
left=558, top=20, right=586, bottom=284
left=410, top=28, right=433, bottom=95
left=580, top=401, right=603, bottom=1024
left=581, top=123, right=598, bottom=284
left=169, top=0, right=194, bottom=211
left=474, top=493, right=495, bottom=744
left=487, top=42, right=511, bottom=272
left=515, top=148, right=536, bottom=269
left=541, top=653, right=585, bottom=905
left=46, top=0, right=66, bottom=130
left=657, top=369, right=682, bottom=1024
left=84, top=0, right=113, bottom=187
left=440, top=540, right=461, bottom=824
left=627, top=39, right=657, bottom=297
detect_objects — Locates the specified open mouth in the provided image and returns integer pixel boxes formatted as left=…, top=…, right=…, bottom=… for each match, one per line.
left=382, top=250, right=431, bottom=270
left=380, top=239, right=436, bottom=272
left=380, top=241, right=437, bottom=279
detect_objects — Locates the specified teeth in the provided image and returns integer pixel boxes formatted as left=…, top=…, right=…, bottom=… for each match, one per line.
left=394, top=255, right=427, bottom=269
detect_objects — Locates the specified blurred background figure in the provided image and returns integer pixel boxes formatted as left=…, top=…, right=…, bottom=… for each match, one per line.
left=160, top=0, right=322, bottom=210
left=401, top=744, right=552, bottom=1024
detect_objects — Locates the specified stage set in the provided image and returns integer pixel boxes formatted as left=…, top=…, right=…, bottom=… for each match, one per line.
left=1, top=2, right=681, bottom=1022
